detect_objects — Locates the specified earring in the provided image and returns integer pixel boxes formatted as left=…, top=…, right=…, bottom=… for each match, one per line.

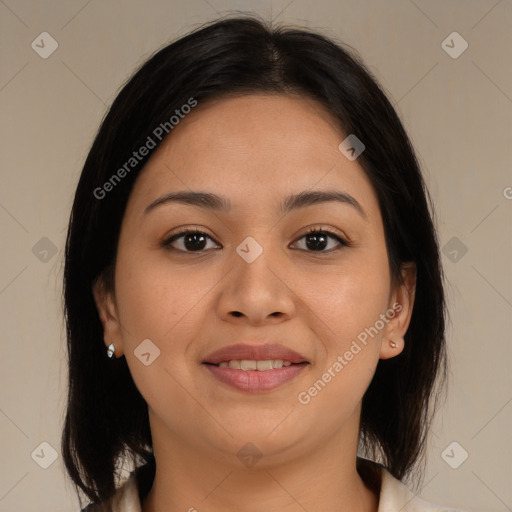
left=389, top=340, right=398, bottom=348
left=107, top=343, right=115, bottom=358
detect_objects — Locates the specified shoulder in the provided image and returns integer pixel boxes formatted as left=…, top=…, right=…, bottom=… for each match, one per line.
left=80, top=471, right=142, bottom=512
left=80, top=462, right=154, bottom=512
left=378, top=466, right=467, bottom=512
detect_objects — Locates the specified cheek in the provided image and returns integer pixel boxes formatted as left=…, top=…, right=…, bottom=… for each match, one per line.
left=114, top=248, right=215, bottom=343
left=294, top=250, right=390, bottom=409
left=112, top=247, right=214, bottom=409
left=295, top=283, right=387, bottom=430
left=303, top=255, right=391, bottom=345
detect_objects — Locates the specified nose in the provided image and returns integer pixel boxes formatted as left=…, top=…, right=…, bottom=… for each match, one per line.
left=217, top=242, right=296, bottom=326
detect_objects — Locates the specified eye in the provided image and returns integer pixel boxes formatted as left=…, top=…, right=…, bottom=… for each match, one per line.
left=162, top=229, right=220, bottom=252
left=292, top=227, right=350, bottom=253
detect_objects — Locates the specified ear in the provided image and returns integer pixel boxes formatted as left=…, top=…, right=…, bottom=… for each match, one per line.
left=379, top=262, right=416, bottom=360
left=92, top=275, right=125, bottom=358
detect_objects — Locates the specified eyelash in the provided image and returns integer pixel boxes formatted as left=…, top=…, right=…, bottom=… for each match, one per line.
left=161, top=227, right=351, bottom=254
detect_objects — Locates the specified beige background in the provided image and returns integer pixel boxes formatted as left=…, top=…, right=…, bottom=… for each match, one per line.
left=0, top=1, right=511, bottom=511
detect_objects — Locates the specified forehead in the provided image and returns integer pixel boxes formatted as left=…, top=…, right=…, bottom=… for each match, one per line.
left=160, top=93, right=344, bottom=169
left=125, top=93, right=380, bottom=220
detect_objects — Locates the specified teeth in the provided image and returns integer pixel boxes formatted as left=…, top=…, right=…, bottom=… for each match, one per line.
left=217, top=359, right=293, bottom=370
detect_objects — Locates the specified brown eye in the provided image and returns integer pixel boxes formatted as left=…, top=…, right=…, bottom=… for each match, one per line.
left=293, top=229, right=349, bottom=253
left=162, top=229, right=220, bottom=252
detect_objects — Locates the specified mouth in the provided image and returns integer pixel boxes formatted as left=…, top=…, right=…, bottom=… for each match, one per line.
left=203, top=343, right=309, bottom=365
left=203, top=359, right=307, bottom=370
left=201, top=343, right=310, bottom=392
left=202, top=360, right=310, bottom=392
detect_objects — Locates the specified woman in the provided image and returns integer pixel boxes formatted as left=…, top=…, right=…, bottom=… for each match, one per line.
left=62, top=15, right=463, bottom=512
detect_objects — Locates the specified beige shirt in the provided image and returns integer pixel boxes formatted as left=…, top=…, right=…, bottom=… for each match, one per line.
left=88, top=466, right=466, bottom=512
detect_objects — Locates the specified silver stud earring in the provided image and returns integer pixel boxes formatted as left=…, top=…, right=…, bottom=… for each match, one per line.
left=107, top=343, right=115, bottom=358
left=389, top=340, right=398, bottom=348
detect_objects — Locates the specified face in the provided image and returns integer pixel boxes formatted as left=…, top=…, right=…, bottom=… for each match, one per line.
left=94, top=93, right=415, bottom=467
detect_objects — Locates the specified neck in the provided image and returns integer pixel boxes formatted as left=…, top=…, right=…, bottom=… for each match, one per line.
left=141, top=411, right=379, bottom=512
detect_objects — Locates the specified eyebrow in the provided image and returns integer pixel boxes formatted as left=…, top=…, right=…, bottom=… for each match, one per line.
left=144, top=189, right=366, bottom=218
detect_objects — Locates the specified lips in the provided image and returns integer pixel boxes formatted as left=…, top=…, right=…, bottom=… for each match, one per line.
left=202, top=343, right=309, bottom=365
left=203, top=362, right=309, bottom=392
left=202, top=343, right=310, bottom=392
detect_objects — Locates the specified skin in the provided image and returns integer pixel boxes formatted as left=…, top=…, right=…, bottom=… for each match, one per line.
left=93, top=93, right=416, bottom=512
